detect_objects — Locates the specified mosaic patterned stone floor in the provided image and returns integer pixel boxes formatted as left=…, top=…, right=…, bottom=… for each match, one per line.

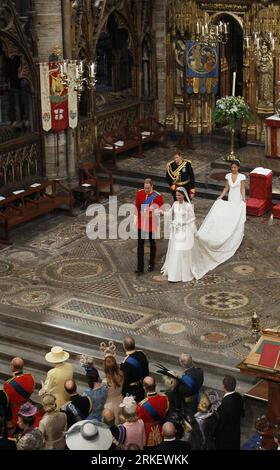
left=0, top=183, right=279, bottom=366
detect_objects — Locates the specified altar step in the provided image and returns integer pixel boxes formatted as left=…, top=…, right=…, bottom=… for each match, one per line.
left=0, top=303, right=256, bottom=399
left=112, top=169, right=280, bottom=202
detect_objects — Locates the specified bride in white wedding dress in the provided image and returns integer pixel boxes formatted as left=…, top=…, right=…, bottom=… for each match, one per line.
left=161, top=187, right=196, bottom=282
left=161, top=160, right=246, bottom=282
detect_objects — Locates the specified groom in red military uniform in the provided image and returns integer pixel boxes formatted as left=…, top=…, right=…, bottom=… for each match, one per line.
left=3, top=357, right=35, bottom=428
left=135, top=178, right=164, bottom=273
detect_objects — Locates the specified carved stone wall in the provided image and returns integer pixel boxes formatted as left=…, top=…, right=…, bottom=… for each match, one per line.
left=0, top=135, right=41, bottom=190
left=164, top=0, right=280, bottom=142
left=0, top=0, right=42, bottom=190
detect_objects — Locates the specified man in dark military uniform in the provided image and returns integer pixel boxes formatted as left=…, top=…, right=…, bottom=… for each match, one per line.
left=166, top=151, right=195, bottom=201
left=120, top=336, right=149, bottom=403
left=175, top=353, right=204, bottom=416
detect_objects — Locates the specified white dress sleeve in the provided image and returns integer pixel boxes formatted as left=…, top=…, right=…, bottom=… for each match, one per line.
left=186, top=203, right=196, bottom=224
left=239, top=173, right=246, bottom=182
left=225, top=173, right=231, bottom=182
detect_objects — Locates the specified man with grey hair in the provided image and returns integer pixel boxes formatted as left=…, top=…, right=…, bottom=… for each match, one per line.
left=156, top=422, right=192, bottom=451
left=175, top=353, right=204, bottom=415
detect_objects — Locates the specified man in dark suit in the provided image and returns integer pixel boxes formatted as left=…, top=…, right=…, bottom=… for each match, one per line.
left=215, top=375, right=244, bottom=450
left=156, top=422, right=192, bottom=451
left=120, top=335, right=149, bottom=403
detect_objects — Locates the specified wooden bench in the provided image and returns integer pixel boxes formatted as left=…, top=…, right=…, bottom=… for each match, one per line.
left=136, top=116, right=167, bottom=152
left=78, top=162, right=113, bottom=203
left=0, top=180, right=73, bottom=243
left=99, top=125, right=141, bottom=164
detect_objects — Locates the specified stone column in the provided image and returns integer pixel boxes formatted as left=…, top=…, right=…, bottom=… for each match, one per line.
left=153, top=0, right=167, bottom=123
left=34, top=0, right=69, bottom=179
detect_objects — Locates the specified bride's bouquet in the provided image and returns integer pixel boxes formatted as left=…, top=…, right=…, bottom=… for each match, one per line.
left=213, top=96, right=253, bottom=128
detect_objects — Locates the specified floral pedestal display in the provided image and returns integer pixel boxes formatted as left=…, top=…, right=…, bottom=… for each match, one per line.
left=213, top=96, right=253, bottom=162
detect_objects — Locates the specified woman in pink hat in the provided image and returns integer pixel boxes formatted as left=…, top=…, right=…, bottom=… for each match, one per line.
left=17, top=402, right=44, bottom=450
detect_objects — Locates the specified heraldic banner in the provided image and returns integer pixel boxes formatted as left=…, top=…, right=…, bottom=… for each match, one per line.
left=40, top=61, right=78, bottom=132
left=185, top=40, right=219, bottom=95
left=49, top=61, right=69, bottom=133
left=40, top=63, right=52, bottom=132
left=67, top=61, right=78, bottom=129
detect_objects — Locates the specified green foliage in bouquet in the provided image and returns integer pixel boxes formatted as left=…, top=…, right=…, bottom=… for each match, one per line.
left=213, top=96, right=254, bottom=128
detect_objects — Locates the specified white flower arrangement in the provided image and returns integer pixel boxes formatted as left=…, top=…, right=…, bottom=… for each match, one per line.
left=213, top=95, right=253, bottom=128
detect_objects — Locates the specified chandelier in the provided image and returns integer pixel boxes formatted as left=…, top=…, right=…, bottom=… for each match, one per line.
left=60, top=60, right=97, bottom=100
left=195, top=19, right=229, bottom=46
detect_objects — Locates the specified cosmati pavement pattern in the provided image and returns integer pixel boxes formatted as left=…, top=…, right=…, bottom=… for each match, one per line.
left=0, top=183, right=279, bottom=366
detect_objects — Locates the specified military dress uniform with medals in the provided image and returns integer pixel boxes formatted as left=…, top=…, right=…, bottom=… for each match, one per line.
left=120, top=350, right=149, bottom=403
left=135, top=188, right=164, bottom=272
left=137, top=391, right=169, bottom=448
left=166, top=159, right=195, bottom=201
left=175, top=365, right=204, bottom=416
left=3, top=371, right=35, bottom=427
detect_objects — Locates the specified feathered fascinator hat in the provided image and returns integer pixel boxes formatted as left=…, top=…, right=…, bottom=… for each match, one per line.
left=99, top=341, right=117, bottom=358
left=119, top=396, right=137, bottom=414
left=80, top=354, right=95, bottom=373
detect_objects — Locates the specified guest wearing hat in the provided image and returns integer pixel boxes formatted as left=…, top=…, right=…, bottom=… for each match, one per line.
left=120, top=396, right=146, bottom=450
left=65, top=419, right=113, bottom=450
left=39, top=394, right=67, bottom=449
left=100, top=342, right=124, bottom=424
left=39, top=347, right=73, bottom=409
left=16, top=402, right=44, bottom=450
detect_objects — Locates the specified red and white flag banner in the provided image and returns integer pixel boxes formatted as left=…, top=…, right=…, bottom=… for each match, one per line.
left=40, top=62, right=52, bottom=132
left=49, top=62, right=69, bottom=133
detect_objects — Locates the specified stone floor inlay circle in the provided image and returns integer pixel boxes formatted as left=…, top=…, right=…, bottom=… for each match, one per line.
left=158, top=322, right=186, bottom=334
left=233, top=265, right=255, bottom=275
left=200, top=332, right=228, bottom=343
left=200, top=291, right=249, bottom=311
left=42, top=258, right=106, bottom=284
left=10, top=288, right=56, bottom=307
left=0, top=261, right=13, bottom=275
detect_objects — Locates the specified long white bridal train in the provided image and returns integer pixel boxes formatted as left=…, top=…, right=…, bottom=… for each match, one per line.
left=191, top=198, right=246, bottom=280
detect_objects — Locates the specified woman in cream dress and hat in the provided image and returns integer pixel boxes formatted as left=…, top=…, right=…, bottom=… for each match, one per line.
left=39, top=346, right=73, bottom=409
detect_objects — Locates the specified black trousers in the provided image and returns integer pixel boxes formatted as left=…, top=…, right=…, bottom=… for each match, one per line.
left=137, top=229, right=157, bottom=271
